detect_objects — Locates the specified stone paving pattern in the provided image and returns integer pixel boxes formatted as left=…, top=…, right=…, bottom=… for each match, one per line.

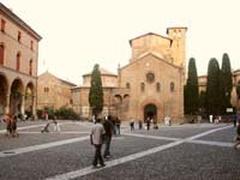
left=0, top=120, right=239, bottom=180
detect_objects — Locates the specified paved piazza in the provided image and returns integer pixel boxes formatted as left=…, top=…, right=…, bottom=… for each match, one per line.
left=0, top=120, right=239, bottom=180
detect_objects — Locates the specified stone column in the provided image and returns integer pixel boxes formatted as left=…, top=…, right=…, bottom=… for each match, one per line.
left=21, top=95, right=25, bottom=115
left=32, top=95, right=36, bottom=120
left=5, top=94, right=10, bottom=114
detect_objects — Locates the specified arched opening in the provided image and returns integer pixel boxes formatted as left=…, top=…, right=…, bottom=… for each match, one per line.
left=114, top=94, right=122, bottom=117
left=10, top=78, right=24, bottom=115
left=0, top=74, right=8, bottom=115
left=144, top=103, right=157, bottom=122
left=25, top=82, right=34, bottom=117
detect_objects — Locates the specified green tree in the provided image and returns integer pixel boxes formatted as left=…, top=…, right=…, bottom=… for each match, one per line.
left=206, top=58, right=221, bottom=115
left=221, top=53, right=233, bottom=111
left=199, top=90, right=206, bottom=112
left=88, top=64, right=104, bottom=118
left=185, top=58, right=199, bottom=114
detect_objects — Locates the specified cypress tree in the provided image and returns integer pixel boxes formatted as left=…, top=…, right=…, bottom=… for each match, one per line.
left=185, top=58, right=199, bottom=114
left=206, top=58, right=221, bottom=115
left=221, top=53, right=233, bottom=111
left=88, top=64, right=104, bottom=118
left=199, top=90, right=206, bottom=113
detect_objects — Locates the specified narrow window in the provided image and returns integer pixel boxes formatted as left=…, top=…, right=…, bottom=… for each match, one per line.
left=126, top=82, right=130, bottom=89
left=44, top=87, right=49, bottom=93
left=16, top=52, right=21, bottom=71
left=30, top=40, right=33, bottom=50
left=1, top=19, right=6, bottom=33
left=170, top=82, right=175, bottom=92
left=29, top=59, right=33, bottom=75
left=156, top=82, right=160, bottom=92
left=141, top=82, right=145, bottom=92
left=17, top=31, right=21, bottom=42
left=0, top=44, right=4, bottom=65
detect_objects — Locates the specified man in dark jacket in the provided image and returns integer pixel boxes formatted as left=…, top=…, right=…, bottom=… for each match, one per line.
left=102, top=115, right=114, bottom=158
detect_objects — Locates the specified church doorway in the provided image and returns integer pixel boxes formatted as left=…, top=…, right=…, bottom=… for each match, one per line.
left=144, top=103, right=157, bottom=122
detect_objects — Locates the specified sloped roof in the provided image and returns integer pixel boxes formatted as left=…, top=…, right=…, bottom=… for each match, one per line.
left=120, top=52, right=182, bottom=71
left=38, top=71, right=76, bottom=86
left=129, top=32, right=172, bottom=46
left=0, top=2, right=42, bottom=41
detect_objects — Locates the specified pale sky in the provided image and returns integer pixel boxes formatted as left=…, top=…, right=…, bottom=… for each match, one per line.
left=2, top=0, right=240, bottom=84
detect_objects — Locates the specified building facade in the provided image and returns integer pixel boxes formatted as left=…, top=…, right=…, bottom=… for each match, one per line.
left=198, top=69, right=240, bottom=110
left=72, top=27, right=187, bottom=123
left=0, top=3, right=41, bottom=116
left=37, top=71, right=76, bottom=110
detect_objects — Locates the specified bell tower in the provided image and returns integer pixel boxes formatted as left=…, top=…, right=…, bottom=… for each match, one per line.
left=167, top=27, right=187, bottom=69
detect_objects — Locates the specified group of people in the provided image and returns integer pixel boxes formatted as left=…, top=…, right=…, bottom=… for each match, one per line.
left=130, top=117, right=160, bottom=131
left=1, top=113, right=18, bottom=137
left=90, top=115, right=118, bottom=168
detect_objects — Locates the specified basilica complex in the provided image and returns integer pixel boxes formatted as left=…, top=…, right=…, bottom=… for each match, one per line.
left=72, top=27, right=187, bottom=123
left=1, top=2, right=239, bottom=122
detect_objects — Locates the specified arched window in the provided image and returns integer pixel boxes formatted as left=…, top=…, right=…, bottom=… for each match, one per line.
left=0, top=44, right=4, bottom=65
left=29, top=59, right=33, bottom=75
left=126, top=82, right=130, bottom=89
left=170, top=82, right=175, bottom=92
left=1, top=19, right=6, bottom=33
left=16, top=52, right=21, bottom=71
left=141, top=82, right=145, bottom=92
left=156, top=82, right=161, bottom=92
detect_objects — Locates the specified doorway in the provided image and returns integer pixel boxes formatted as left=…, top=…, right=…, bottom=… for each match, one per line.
left=144, top=103, right=157, bottom=122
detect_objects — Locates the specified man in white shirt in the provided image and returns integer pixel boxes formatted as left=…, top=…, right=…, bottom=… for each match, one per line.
left=90, top=118, right=106, bottom=168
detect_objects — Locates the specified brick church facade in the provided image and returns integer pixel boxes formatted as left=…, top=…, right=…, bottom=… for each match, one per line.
left=72, top=27, right=187, bottom=123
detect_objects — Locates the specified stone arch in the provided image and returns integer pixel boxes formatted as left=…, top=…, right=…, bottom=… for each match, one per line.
left=10, top=78, right=24, bottom=115
left=144, top=103, right=157, bottom=122
left=122, top=94, right=130, bottom=111
left=114, top=94, right=122, bottom=117
left=114, top=94, right=122, bottom=104
left=141, top=99, right=161, bottom=122
left=25, top=81, right=35, bottom=116
left=0, top=73, right=9, bottom=114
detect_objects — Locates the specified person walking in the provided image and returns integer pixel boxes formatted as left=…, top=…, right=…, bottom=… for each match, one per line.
left=115, top=117, right=121, bottom=136
left=3, top=113, right=12, bottom=136
left=234, top=123, right=240, bottom=150
left=11, top=115, right=18, bottom=137
left=138, top=120, right=143, bottom=130
left=103, top=116, right=114, bottom=158
left=90, top=118, right=106, bottom=168
left=146, top=117, right=150, bottom=130
left=130, top=119, right=134, bottom=131
left=53, top=119, right=61, bottom=132
left=233, top=113, right=237, bottom=127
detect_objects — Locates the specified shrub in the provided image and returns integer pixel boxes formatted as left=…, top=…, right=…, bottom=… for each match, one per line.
left=55, top=107, right=79, bottom=120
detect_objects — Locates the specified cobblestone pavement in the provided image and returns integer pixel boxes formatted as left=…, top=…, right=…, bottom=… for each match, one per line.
left=0, top=121, right=239, bottom=180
